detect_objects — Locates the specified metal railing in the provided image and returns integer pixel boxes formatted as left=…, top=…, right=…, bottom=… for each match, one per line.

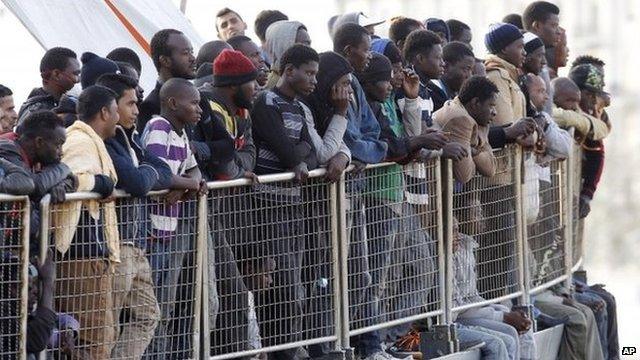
left=1, top=140, right=586, bottom=359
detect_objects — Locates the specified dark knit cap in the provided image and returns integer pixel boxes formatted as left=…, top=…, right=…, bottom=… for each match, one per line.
left=194, top=62, right=214, bottom=87
left=212, top=49, right=258, bottom=87
left=316, top=51, right=354, bottom=99
left=80, top=52, right=119, bottom=89
left=371, top=38, right=403, bottom=64
left=523, top=32, right=544, bottom=55
left=356, top=53, right=392, bottom=84
left=484, top=23, right=523, bottom=54
left=569, top=64, right=605, bottom=93
left=425, top=18, right=450, bottom=42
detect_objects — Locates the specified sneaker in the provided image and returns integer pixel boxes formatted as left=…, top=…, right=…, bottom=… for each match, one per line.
left=392, top=330, right=421, bottom=352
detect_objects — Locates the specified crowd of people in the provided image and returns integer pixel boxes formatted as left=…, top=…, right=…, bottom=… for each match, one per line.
left=0, top=1, right=620, bottom=360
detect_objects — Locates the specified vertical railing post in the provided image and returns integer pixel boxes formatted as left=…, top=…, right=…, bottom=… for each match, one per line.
left=564, top=136, right=576, bottom=289
left=439, top=159, right=453, bottom=325
left=516, top=147, right=531, bottom=305
left=195, top=193, right=208, bottom=360
left=329, top=180, right=344, bottom=355
left=36, top=196, right=51, bottom=360
left=18, top=198, right=30, bottom=360
left=336, top=175, right=352, bottom=359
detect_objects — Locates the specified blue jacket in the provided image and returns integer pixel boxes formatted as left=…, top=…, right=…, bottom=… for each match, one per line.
left=344, top=78, right=388, bottom=164
left=105, top=126, right=172, bottom=247
left=105, top=126, right=172, bottom=196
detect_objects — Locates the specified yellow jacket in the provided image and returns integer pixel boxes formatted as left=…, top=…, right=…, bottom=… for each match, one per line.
left=433, top=98, right=496, bottom=183
left=485, top=55, right=526, bottom=126
left=552, top=106, right=610, bottom=143
left=55, top=121, right=120, bottom=262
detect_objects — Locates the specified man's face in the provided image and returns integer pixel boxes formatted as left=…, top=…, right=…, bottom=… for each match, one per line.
left=502, top=38, right=526, bottom=69
left=416, top=44, right=444, bottom=80
left=444, top=55, right=474, bottom=92
left=346, top=34, right=372, bottom=73
left=527, top=76, right=549, bottom=110
left=535, top=14, right=561, bottom=47
left=103, top=99, right=120, bottom=138
left=295, top=28, right=312, bottom=47
left=554, top=88, right=581, bottom=110
left=232, top=80, right=257, bottom=110
left=523, top=46, right=547, bottom=75
left=364, top=79, right=393, bottom=103
left=579, top=89, right=597, bottom=113
left=174, top=87, right=202, bottom=125
left=35, top=126, right=66, bottom=165
left=0, top=95, right=17, bottom=131
left=557, top=43, right=569, bottom=68
left=216, top=12, right=246, bottom=41
left=238, top=40, right=265, bottom=70
left=332, top=74, right=354, bottom=99
left=391, top=62, right=404, bottom=89
left=117, top=89, right=139, bottom=130
left=56, top=58, right=81, bottom=92
left=473, top=93, right=497, bottom=127
left=456, top=29, right=473, bottom=47
left=288, top=61, right=318, bottom=97
left=166, top=33, right=196, bottom=79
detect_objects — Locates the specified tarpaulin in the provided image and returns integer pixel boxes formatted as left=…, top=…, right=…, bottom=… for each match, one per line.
left=1, top=0, right=204, bottom=92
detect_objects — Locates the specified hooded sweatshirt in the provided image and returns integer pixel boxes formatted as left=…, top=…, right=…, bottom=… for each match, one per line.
left=265, top=20, right=306, bottom=89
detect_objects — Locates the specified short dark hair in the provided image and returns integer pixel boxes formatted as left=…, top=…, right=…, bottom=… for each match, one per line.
left=402, top=29, right=442, bottom=62
left=18, top=110, right=64, bottom=140
left=280, top=44, right=320, bottom=74
left=254, top=10, right=288, bottom=43
left=150, top=29, right=183, bottom=70
left=389, top=17, right=423, bottom=45
left=40, top=47, right=77, bottom=73
left=333, top=23, right=370, bottom=54
left=226, top=35, right=253, bottom=50
left=502, top=13, right=524, bottom=29
left=458, top=75, right=499, bottom=104
left=114, top=61, right=138, bottom=79
left=95, top=73, right=138, bottom=100
left=196, top=40, right=231, bottom=69
left=0, top=84, right=12, bottom=98
left=443, top=41, right=475, bottom=64
left=571, top=55, right=605, bottom=69
left=216, top=8, right=243, bottom=30
left=523, top=1, right=560, bottom=31
left=106, top=47, right=142, bottom=75
left=446, top=19, right=471, bottom=41
left=77, top=85, right=117, bottom=122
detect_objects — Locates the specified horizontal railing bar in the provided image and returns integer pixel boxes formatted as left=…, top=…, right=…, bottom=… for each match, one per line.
left=452, top=292, right=524, bottom=313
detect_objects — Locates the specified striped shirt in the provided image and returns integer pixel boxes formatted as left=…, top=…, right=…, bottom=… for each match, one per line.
left=142, top=116, right=198, bottom=238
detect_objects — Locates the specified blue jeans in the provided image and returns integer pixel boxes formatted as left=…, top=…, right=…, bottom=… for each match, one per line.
left=144, top=220, right=196, bottom=360
left=457, top=318, right=519, bottom=360
left=455, top=323, right=514, bottom=360
left=347, top=196, right=396, bottom=357
left=574, top=290, right=608, bottom=357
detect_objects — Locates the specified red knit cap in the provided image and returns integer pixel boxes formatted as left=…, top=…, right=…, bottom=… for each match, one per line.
left=212, top=49, right=258, bottom=87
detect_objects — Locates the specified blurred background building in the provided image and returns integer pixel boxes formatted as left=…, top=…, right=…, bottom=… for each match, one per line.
left=1, top=0, right=638, bottom=347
